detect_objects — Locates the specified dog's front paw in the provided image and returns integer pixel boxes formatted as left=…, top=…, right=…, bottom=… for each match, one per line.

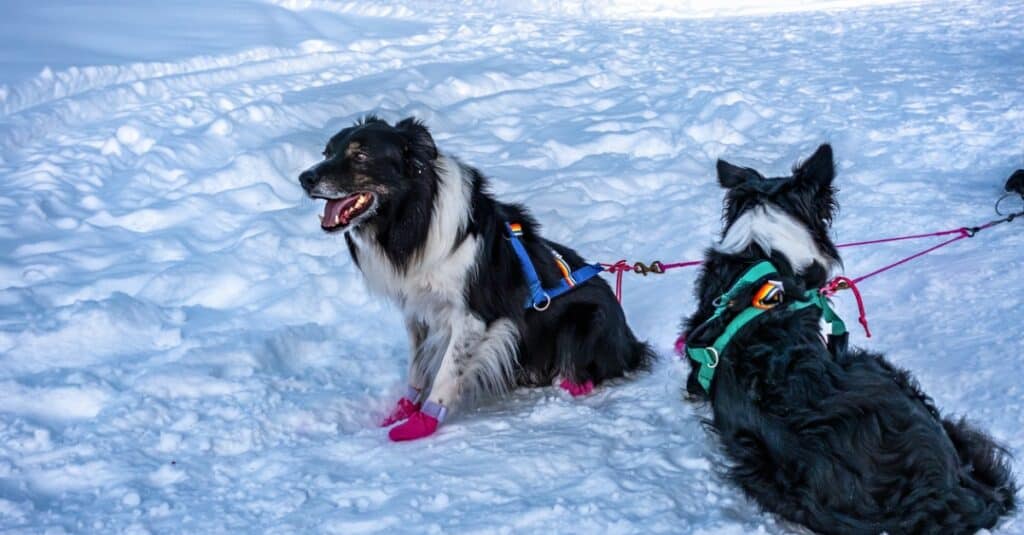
left=380, top=397, right=421, bottom=427
left=559, top=378, right=594, bottom=397
left=388, top=401, right=446, bottom=442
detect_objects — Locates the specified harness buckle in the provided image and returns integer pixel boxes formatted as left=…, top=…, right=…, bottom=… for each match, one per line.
left=752, top=280, right=785, bottom=310
left=533, top=293, right=552, bottom=312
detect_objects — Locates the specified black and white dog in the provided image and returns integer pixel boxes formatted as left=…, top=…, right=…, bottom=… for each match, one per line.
left=299, top=116, right=653, bottom=441
left=682, top=144, right=1015, bottom=533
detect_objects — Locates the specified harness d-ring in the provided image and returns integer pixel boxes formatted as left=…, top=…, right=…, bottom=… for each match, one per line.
left=995, top=193, right=1024, bottom=216
left=705, top=346, right=719, bottom=369
left=533, top=293, right=552, bottom=312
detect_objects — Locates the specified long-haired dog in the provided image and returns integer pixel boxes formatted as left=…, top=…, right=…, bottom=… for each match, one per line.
left=682, top=144, right=1015, bottom=533
left=299, top=116, right=653, bottom=441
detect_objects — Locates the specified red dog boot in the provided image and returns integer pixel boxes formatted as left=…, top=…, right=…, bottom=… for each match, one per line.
left=380, top=386, right=422, bottom=427
left=559, top=378, right=594, bottom=397
left=388, top=400, right=447, bottom=442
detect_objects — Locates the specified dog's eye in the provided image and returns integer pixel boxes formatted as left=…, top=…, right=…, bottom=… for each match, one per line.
left=352, top=152, right=369, bottom=163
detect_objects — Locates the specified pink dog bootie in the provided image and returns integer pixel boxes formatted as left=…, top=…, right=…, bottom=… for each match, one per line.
left=674, top=334, right=687, bottom=357
left=559, top=378, right=594, bottom=397
left=388, top=400, right=447, bottom=442
left=380, top=386, right=422, bottom=427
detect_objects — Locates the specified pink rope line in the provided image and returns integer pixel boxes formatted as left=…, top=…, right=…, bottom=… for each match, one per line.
left=667, top=212, right=1021, bottom=355
left=600, top=259, right=703, bottom=303
left=660, top=260, right=705, bottom=269
left=817, top=227, right=979, bottom=338
left=601, top=260, right=630, bottom=303
left=821, top=276, right=874, bottom=338
left=843, top=229, right=972, bottom=286
left=603, top=212, right=1020, bottom=306
left=834, top=227, right=968, bottom=248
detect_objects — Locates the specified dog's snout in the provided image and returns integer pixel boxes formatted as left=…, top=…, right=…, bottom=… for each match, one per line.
left=299, top=169, right=318, bottom=191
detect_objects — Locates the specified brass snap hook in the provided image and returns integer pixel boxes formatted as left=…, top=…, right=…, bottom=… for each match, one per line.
left=632, top=260, right=665, bottom=276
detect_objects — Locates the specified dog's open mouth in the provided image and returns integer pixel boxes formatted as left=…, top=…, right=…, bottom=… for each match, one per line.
left=319, top=192, right=374, bottom=231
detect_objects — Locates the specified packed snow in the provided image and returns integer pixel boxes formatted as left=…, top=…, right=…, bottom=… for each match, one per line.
left=1, top=0, right=1022, bottom=533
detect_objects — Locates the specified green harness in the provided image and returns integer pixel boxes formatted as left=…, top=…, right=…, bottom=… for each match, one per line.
left=686, top=261, right=847, bottom=393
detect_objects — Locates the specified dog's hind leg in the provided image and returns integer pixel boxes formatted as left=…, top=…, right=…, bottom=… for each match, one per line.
left=556, top=300, right=652, bottom=396
left=553, top=312, right=595, bottom=396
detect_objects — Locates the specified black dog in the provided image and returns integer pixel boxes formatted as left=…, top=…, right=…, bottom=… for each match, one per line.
left=299, top=116, right=653, bottom=441
left=682, top=144, right=1015, bottom=533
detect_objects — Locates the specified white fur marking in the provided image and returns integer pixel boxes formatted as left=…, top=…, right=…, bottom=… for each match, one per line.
left=459, top=319, right=519, bottom=397
left=717, top=203, right=834, bottom=273
left=348, top=154, right=477, bottom=303
left=346, top=154, right=518, bottom=413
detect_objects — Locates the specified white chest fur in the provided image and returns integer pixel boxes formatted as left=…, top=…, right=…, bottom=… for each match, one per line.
left=347, top=154, right=479, bottom=319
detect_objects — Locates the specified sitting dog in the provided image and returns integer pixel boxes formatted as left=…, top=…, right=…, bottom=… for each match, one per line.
left=299, top=116, right=653, bottom=441
left=681, top=144, right=1015, bottom=533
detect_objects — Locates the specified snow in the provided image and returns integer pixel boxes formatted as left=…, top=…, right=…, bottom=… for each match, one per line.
left=1, top=0, right=1022, bottom=532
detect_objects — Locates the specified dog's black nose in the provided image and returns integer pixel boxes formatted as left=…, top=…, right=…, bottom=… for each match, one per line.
left=299, top=169, right=317, bottom=191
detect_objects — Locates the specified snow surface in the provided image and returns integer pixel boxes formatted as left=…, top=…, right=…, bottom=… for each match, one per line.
left=1, top=0, right=1023, bottom=533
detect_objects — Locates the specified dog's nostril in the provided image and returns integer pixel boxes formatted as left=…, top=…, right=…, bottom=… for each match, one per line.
left=299, top=170, right=317, bottom=189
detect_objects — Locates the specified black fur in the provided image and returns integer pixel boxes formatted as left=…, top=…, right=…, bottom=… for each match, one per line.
left=1005, top=169, right=1024, bottom=196
left=682, top=144, right=1016, bottom=534
left=299, top=116, right=653, bottom=403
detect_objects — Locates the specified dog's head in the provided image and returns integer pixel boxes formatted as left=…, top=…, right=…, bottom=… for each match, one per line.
left=298, top=116, right=438, bottom=233
left=715, top=143, right=840, bottom=273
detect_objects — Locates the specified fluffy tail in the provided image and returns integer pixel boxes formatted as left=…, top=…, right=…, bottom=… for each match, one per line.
left=936, top=417, right=1017, bottom=531
left=622, top=333, right=656, bottom=376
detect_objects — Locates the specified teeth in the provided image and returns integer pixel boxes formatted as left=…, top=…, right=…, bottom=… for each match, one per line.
left=355, top=195, right=367, bottom=209
left=334, top=214, right=341, bottom=225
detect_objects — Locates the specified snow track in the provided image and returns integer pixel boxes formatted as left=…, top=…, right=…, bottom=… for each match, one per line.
left=0, top=1, right=1022, bottom=533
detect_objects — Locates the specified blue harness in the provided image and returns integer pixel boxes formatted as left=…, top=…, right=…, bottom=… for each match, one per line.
left=505, top=222, right=604, bottom=310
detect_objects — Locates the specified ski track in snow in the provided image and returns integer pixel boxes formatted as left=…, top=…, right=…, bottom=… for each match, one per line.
left=1, top=0, right=1023, bottom=533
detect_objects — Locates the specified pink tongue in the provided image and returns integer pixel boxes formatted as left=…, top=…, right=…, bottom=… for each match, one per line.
left=322, top=196, right=358, bottom=228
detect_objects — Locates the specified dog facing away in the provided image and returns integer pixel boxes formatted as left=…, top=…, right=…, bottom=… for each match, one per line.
left=299, top=116, right=653, bottom=441
left=681, top=144, right=1016, bottom=534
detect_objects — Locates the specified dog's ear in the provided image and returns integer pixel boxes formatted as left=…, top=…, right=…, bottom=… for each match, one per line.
left=793, top=144, right=835, bottom=189
left=717, top=159, right=764, bottom=189
left=395, top=117, right=438, bottom=174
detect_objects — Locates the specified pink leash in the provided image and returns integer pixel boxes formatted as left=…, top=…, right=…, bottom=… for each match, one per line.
left=607, top=218, right=1015, bottom=305
left=602, top=225, right=978, bottom=304
left=819, top=222, right=1009, bottom=338
left=671, top=228, right=971, bottom=354
left=820, top=276, right=872, bottom=338
left=601, top=259, right=702, bottom=303
left=602, top=212, right=1022, bottom=354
